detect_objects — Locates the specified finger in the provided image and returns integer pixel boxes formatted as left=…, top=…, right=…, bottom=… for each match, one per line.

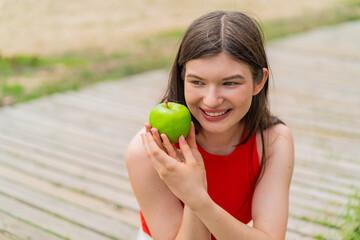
left=143, top=132, right=164, bottom=168
left=145, top=123, right=152, bottom=133
left=185, top=121, right=197, bottom=149
left=179, top=135, right=196, bottom=164
left=145, top=132, right=167, bottom=162
left=142, top=132, right=161, bottom=161
left=161, top=134, right=178, bottom=159
left=147, top=133, right=181, bottom=173
left=141, top=133, right=146, bottom=146
left=141, top=133, right=151, bottom=158
left=151, top=128, right=166, bottom=151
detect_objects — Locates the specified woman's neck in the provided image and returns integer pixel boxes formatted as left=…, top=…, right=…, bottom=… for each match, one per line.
left=196, top=122, right=244, bottom=155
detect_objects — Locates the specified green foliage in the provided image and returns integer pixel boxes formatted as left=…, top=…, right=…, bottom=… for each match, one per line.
left=0, top=54, right=40, bottom=69
left=313, top=234, right=326, bottom=240
left=262, top=3, right=360, bottom=41
left=2, top=83, right=24, bottom=96
left=0, top=53, right=88, bottom=73
left=344, top=0, right=360, bottom=7
left=341, top=191, right=360, bottom=240
left=155, top=28, right=185, bottom=39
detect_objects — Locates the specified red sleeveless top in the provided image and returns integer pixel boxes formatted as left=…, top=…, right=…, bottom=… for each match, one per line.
left=140, top=132, right=260, bottom=239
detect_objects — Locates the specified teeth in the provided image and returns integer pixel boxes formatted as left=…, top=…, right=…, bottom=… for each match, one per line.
left=204, top=110, right=227, bottom=116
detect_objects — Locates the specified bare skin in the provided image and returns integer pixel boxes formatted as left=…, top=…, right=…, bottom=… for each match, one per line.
left=126, top=53, right=294, bottom=240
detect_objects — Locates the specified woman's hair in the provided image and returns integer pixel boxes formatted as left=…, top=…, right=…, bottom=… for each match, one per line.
left=161, top=10, right=283, bottom=183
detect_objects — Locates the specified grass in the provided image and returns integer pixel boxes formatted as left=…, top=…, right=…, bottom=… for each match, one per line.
left=341, top=191, right=360, bottom=239
left=262, top=0, right=360, bottom=40
left=1, top=0, right=360, bottom=106
left=301, top=189, right=360, bottom=240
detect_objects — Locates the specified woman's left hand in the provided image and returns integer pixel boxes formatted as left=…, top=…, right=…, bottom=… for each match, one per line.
left=141, top=122, right=208, bottom=209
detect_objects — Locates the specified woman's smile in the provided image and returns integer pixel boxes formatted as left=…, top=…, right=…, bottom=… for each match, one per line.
left=200, top=108, right=233, bottom=121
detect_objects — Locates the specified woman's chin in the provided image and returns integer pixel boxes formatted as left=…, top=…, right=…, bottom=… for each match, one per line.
left=198, top=122, right=229, bottom=134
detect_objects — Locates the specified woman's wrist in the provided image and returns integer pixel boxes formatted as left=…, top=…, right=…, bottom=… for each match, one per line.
left=176, top=205, right=211, bottom=240
left=188, top=190, right=213, bottom=214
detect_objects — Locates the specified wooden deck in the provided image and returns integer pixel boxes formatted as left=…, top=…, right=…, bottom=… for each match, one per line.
left=1, top=21, right=360, bottom=240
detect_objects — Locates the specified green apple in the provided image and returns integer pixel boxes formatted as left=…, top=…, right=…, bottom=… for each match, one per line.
left=149, top=101, right=191, bottom=143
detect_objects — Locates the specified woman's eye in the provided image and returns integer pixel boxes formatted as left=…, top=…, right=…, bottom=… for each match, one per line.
left=223, top=82, right=238, bottom=86
left=192, top=81, right=204, bottom=85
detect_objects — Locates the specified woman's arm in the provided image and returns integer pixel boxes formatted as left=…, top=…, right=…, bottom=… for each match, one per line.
left=143, top=124, right=294, bottom=240
left=176, top=206, right=211, bottom=239
left=126, top=128, right=210, bottom=240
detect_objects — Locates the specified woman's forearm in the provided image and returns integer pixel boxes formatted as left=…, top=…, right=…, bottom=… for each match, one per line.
left=192, top=195, right=272, bottom=240
left=175, top=205, right=211, bottom=240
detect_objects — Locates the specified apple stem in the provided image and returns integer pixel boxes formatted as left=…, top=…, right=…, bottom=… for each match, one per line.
left=165, top=101, right=170, bottom=109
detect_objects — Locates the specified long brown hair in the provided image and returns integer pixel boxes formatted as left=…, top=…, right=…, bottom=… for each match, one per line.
left=161, top=10, right=283, bottom=184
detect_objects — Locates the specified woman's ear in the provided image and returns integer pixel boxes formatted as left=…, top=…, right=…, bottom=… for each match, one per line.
left=253, top=68, right=268, bottom=96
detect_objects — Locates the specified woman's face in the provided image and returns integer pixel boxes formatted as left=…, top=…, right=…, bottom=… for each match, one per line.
left=184, top=52, right=266, bottom=135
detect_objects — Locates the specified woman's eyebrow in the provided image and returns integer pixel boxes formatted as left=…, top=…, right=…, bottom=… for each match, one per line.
left=185, top=74, right=203, bottom=80
left=222, top=74, right=245, bottom=81
left=186, top=74, right=245, bottom=80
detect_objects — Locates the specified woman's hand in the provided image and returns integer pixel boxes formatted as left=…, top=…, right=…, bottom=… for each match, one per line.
left=141, top=122, right=208, bottom=209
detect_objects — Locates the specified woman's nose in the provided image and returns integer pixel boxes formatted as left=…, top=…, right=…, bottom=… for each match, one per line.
left=203, top=86, right=223, bottom=108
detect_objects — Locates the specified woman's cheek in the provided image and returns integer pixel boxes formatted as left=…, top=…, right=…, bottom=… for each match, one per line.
left=185, top=86, right=201, bottom=115
left=185, top=85, right=197, bottom=105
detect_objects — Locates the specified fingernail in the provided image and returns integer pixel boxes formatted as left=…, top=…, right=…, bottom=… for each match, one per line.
left=180, top=135, right=185, bottom=143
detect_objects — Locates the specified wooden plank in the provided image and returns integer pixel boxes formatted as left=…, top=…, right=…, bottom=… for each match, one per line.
left=289, top=195, right=344, bottom=218
left=0, top=134, right=123, bottom=177
left=0, top=194, right=114, bottom=240
left=0, top=108, right=130, bottom=156
left=0, top=151, right=139, bottom=211
left=289, top=204, right=344, bottom=229
left=285, top=229, right=313, bottom=240
left=294, top=154, right=360, bottom=180
left=294, top=164, right=360, bottom=189
left=0, top=115, right=123, bottom=159
left=0, top=105, right=137, bottom=146
left=269, top=22, right=360, bottom=59
left=290, top=183, right=348, bottom=206
left=292, top=174, right=355, bottom=197
left=0, top=115, right=128, bottom=162
left=0, top=126, right=130, bottom=181
left=0, top=177, right=137, bottom=240
left=0, top=141, right=131, bottom=192
left=287, top=217, right=341, bottom=240
left=0, top=164, right=139, bottom=227
left=0, top=212, right=62, bottom=240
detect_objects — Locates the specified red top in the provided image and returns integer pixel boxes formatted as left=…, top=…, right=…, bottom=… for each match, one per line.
left=140, top=132, right=260, bottom=239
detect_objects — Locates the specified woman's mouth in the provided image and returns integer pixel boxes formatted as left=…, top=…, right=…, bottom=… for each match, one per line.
left=200, top=108, right=232, bottom=121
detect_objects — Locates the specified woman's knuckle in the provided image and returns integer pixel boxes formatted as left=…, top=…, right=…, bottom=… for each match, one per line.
left=166, top=163, right=175, bottom=172
left=150, top=148, right=159, bottom=156
left=158, top=169, right=168, bottom=179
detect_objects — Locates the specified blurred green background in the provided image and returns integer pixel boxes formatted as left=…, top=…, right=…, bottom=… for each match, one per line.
left=0, top=0, right=360, bottom=107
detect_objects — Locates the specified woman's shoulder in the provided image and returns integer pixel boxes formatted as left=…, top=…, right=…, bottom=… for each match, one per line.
left=125, top=128, right=147, bottom=166
left=265, top=123, right=294, bottom=161
left=256, top=123, right=294, bottom=163
left=265, top=123, right=293, bottom=142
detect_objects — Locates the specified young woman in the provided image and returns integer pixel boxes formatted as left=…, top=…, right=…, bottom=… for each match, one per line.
left=126, top=10, right=294, bottom=240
